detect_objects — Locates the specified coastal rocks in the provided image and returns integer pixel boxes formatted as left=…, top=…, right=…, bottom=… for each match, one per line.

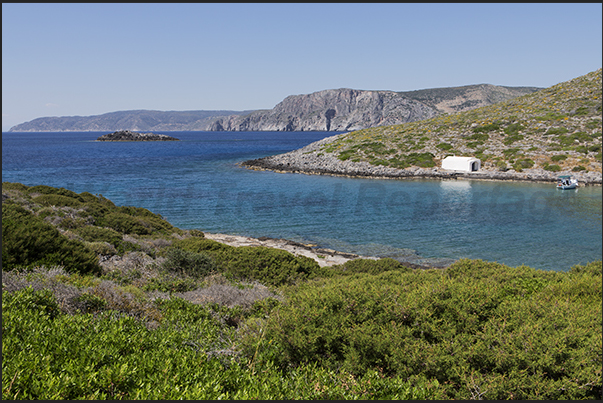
left=240, top=136, right=603, bottom=186
left=96, top=130, right=179, bottom=141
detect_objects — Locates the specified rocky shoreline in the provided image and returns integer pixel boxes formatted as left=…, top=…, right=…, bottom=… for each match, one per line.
left=96, top=130, right=180, bottom=141
left=240, top=134, right=603, bottom=186
left=202, top=232, right=446, bottom=270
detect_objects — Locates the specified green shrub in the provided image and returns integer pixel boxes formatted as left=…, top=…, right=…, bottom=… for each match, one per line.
left=537, top=111, right=567, bottom=121
left=100, top=212, right=153, bottom=235
left=3, top=286, right=440, bottom=399
left=543, top=163, right=562, bottom=172
left=84, top=241, right=118, bottom=256
left=572, top=165, right=587, bottom=172
left=220, top=246, right=318, bottom=287
left=4, top=286, right=61, bottom=319
left=495, top=160, right=508, bottom=171
left=56, top=216, right=87, bottom=230
left=172, top=238, right=319, bottom=287
left=589, top=144, right=602, bottom=153
left=503, top=123, right=524, bottom=136
left=337, top=149, right=356, bottom=161
left=569, top=260, right=602, bottom=276
left=472, top=123, right=500, bottom=133
left=546, top=127, right=569, bottom=135
left=32, top=194, right=83, bottom=208
left=334, top=258, right=412, bottom=276
left=75, top=226, right=122, bottom=245
left=467, top=132, right=489, bottom=142
left=2, top=204, right=100, bottom=275
left=406, top=152, right=435, bottom=168
left=436, top=142, right=453, bottom=151
left=2, top=181, right=29, bottom=192
left=161, top=247, right=216, bottom=278
left=551, top=154, right=568, bottom=162
left=27, top=185, right=83, bottom=201
left=512, top=158, right=534, bottom=172
left=502, top=147, right=520, bottom=158
left=503, top=134, right=524, bottom=145
left=244, top=259, right=601, bottom=400
left=75, top=291, right=107, bottom=313
left=387, top=157, right=410, bottom=169
left=189, top=229, right=205, bottom=238
left=174, top=237, right=234, bottom=253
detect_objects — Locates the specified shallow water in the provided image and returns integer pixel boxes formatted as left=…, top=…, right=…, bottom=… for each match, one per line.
left=3, top=131, right=601, bottom=271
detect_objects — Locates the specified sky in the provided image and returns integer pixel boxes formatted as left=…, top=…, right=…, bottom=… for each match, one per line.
left=2, top=3, right=602, bottom=131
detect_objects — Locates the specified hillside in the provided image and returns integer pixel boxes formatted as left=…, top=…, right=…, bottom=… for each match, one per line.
left=8, top=84, right=539, bottom=132
left=7, top=109, right=255, bottom=132
left=2, top=182, right=601, bottom=400
left=242, top=69, right=602, bottom=183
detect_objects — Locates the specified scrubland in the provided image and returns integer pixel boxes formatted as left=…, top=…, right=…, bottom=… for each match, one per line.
left=320, top=69, right=602, bottom=174
left=2, top=181, right=601, bottom=400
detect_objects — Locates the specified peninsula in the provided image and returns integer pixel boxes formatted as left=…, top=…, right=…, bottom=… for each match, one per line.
left=96, top=130, right=180, bottom=141
left=242, top=69, right=602, bottom=186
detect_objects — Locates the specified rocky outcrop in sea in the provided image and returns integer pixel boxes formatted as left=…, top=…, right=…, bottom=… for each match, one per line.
left=96, top=130, right=180, bottom=141
left=240, top=134, right=603, bottom=185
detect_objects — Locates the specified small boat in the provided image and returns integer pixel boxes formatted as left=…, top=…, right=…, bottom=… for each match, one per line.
left=556, top=175, right=579, bottom=190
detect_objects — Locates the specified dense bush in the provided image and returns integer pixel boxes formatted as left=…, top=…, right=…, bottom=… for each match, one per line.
left=75, top=226, right=123, bottom=245
left=99, top=212, right=154, bottom=235
left=472, top=122, right=500, bottom=133
left=551, top=154, right=568, bottom=162
left=2, top=286, right=436, bottom=399
left=405, top=152, right=435, bottom=168
left=543, top=163, right=562, bottom=172
left=503, top=122, right=524, bottom=136
left=32, top=193, right=83, bottom=208
left=161, top=247, right=216, bottom=278
left=332, top=257, right=411, bottom=276
left=26, top=184, right=84, bottom=200
left=2, top=182, right=601, bottom=399
left=172, top=238, right=319, bottom=287
left=2, top=203, right=100, bottom=275
left=2, top=181, right=29, bottom=192
left=512, top=158, right=534, bottom=171
left=240, top=259, right=602, bottom=399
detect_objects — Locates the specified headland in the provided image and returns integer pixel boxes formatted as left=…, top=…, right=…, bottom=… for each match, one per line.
left=241, top=134, right=602, bottom=186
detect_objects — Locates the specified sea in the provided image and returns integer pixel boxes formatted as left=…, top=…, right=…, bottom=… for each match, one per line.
left=2, top=131, right=602, bottom=272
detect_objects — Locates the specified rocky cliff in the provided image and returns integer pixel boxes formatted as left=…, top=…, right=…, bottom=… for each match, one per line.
left=8, top=84, right=540, bottom=132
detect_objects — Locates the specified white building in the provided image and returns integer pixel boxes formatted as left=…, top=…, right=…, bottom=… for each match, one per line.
left=441, top=156, right=481, bottom=172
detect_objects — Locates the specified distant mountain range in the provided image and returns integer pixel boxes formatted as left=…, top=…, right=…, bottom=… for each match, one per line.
left=8, top=84, right=542, bottom=132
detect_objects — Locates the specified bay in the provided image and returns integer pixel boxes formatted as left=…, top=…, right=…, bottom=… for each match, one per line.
left=2, top=131, right=601, bottom=271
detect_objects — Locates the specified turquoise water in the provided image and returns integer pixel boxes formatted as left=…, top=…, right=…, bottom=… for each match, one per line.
left=2, top=131, right=601, bottom=271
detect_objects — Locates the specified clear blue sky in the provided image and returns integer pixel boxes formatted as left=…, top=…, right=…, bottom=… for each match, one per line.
left=2, top=3, right=602, bottom=131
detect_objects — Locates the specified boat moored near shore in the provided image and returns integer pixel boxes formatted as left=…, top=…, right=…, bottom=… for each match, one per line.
left=556, top=175, right=579, bottom=190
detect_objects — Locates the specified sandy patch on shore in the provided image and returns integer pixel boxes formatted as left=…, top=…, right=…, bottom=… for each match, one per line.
left=203, top=232, right=377, bottom=267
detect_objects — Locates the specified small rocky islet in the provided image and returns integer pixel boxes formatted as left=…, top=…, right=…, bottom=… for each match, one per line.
left=96, top=130, right=179, bottom=141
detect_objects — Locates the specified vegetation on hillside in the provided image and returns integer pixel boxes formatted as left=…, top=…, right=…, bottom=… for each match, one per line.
left=2, top=182, right=602, bottom=399
left=321, top=69, right=602, bottom=173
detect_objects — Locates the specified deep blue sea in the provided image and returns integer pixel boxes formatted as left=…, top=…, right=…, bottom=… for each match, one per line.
left=3, top=131, right=602, bottom=271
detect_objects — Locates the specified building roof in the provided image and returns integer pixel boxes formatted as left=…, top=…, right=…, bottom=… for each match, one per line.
left=442, top=156, right=480, bottom=161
